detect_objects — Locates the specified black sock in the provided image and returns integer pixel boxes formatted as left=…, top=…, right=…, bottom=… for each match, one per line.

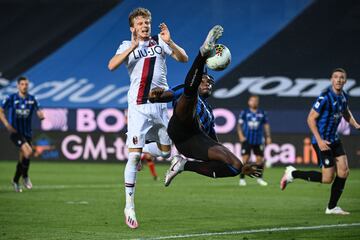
left=184, top=52, right=207, bottom=97
left=13, top=162, right=23, bottom=183
left=21, top=158, right=30, bottom=178
left=292, top=170, right=322, bottom=182
left=184, top=161, right=240, bottom=178
left=328, top=176, right=347, bottom=209
left=257, top=164, right=264, bottom=178
left=240, top=173, right=245, bottom=179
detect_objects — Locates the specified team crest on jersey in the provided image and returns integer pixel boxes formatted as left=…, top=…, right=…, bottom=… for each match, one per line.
left=132, top=136, right=138, bottom=145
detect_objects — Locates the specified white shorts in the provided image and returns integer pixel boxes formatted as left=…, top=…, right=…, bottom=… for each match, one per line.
left=126, top=103, right=171, bottom=148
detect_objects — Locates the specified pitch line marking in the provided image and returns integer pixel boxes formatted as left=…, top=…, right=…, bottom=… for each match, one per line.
left=137, top=222, right=360, bottom=240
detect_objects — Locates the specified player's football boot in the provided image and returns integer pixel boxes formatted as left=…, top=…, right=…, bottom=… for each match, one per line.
left=325, top=206, right=350, bottom=215
left=239, top=179, right=247, bottom=186
left=200, top=25, right=223, bottom=56
left=124, top=207, right=139, bottom=229
left=257, top=178, right=268, bottom=186
left=12, top=181, right=22, bottom=192
left=23, top=177, right=33, bottom=189
left=164, top=155, right=187, bottom=187
left=280, top=166, right=296, bottom=190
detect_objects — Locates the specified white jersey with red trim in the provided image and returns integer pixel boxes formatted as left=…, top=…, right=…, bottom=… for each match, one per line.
left=116, top=34, right=173, bottom=105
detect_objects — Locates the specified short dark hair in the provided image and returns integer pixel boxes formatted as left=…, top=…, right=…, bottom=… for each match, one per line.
left=203, top=74, right=215, bottom=85
left=17, top=76, right=28, bottom=84
left=331, top=68, right=347, bottom=78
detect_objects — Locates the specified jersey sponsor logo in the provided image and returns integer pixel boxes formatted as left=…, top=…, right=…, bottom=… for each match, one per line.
left=15, top=109, right=30, bottom=118
left=132, top=45, right=163, bottom=60
left=213, top=77, right=359, bottom=98
left=247, top=119, right=260, bottom=129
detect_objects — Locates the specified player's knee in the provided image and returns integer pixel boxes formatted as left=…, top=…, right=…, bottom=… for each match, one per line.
left=322, top=175, right=334, bottom=184
left=23, top=148, right=33, bottom=158
left=160, top=151, right=171, bottom=159
left=128, top=152, right=141, bottom=165
left=337, top=168, right=349, bottom=178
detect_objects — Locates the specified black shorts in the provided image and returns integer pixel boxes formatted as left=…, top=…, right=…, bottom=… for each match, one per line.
left=312, top=141, right=346, bottom=168
left=10, top=133, right=32, bottom=148
left=241, top=141, right=264, bottom=157
left=167, top=114, right=220, bottom=161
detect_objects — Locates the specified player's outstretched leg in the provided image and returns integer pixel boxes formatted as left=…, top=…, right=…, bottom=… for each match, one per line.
left=280, top=165, right=323, bottom=190
left=175, top=25, right=223, bottom=123
left=164, top=155, right=187, bottom=187
left=200, top=25, right=223, bottom=56
left=280, top=166, right=296, bottom=190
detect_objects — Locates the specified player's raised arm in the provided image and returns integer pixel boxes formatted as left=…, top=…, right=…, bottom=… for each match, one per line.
left=108, top=30, right=139, bottom=71
left=343, top=107, right=360, bottom=130
left=159, top=23, right=188, bottom=62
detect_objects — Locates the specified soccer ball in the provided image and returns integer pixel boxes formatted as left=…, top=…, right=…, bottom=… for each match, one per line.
left=206, top=44, right=231, bottom=71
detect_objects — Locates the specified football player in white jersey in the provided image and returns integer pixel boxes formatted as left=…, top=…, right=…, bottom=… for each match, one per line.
left=108, top=7, right=188, bottom=229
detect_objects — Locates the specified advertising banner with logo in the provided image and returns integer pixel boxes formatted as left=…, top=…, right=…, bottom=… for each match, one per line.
left=1, top=106, right=359, bottom=166
left=1, top=130, right=359, bottom=167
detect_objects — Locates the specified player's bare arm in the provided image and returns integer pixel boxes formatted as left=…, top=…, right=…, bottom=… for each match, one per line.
left=307, top=108, right=330, bottom=151
left=343, top=107, right=360, bottom=130
left=236, top=122, right=246, bottom=142
left=148, top=87, right=174, bottom=103
left=0, top=107, right=16, bottom=133
left=37, top=110, right=45, bottom=121
left=264, top=123, right=272, bottom=145
left=108, top=29, right=139, bottom=71
left=159, top=23, right=188, bottom=62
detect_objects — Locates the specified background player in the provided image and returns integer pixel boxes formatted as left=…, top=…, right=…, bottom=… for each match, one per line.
left=237, top=95, right=271, bottom=186
left=149, top=25, right=261, bottom=186
left=108, top=7, right=188, bottom=229
left=0, top=76, right=44, bottom=192
left=280, top=68, right=360, bottom=215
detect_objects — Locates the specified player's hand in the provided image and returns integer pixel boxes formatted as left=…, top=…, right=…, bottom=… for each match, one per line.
left=159, top=23, right=171, bottom=44
left=241, top=163, right=262, bottom=178
left=317, top=139, right=331, bottom=151
left=148, top=87, right=165, bottom=103
left=131, top=28, right=139, bottom=49
left=5, top=124, right=16, bottom=133
left=265, top=137, right=272, bottom=145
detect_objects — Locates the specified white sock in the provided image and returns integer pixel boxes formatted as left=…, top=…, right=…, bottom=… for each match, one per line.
left=124, top=152, right=140, bottom=209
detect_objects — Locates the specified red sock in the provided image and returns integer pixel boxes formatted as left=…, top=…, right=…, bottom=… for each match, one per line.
left=141, top=153, right=157, bottom=178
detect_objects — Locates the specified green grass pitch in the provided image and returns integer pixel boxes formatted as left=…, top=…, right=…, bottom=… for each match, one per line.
left=1, top=161, right=360, bottom=239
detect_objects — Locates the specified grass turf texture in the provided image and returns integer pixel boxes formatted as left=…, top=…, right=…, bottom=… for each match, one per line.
left=0, top=161, right=360, bottom=240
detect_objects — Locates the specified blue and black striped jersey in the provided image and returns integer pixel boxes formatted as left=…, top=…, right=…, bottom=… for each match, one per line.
left=311, top=87, right=348, bottom=144
left=238, top=108, right=268, bottom=145
left=170, top=85, right=216, bottom=137
left=1, top=93, right=41, bottom=138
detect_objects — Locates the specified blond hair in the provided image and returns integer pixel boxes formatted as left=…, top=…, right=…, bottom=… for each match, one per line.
left=128, top=7, right=151, bottom=27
